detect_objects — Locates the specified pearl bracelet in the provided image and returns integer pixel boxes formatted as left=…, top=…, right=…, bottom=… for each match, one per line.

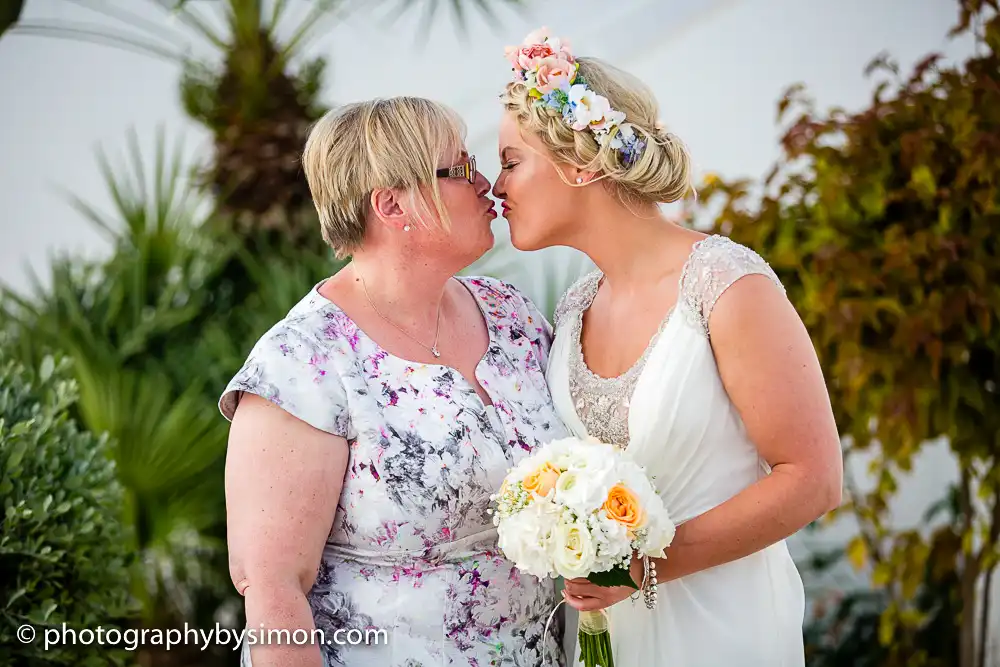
left=642, top=556, right=658, bottom=609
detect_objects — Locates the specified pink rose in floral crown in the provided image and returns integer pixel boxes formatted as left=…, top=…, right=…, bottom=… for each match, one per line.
left=534, top=56, right=575, bottom=94
left=505, top=42, right=555, bottom=72
left=522, top=26, right=573, bottom=57
left=503, top=26, right=575, bottom=75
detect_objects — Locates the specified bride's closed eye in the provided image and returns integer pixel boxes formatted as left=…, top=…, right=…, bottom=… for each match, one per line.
left=501, top=162, right=518, bottom=171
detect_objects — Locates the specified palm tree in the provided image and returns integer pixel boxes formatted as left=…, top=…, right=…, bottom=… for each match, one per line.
left=1, top=128, right=234, bottom=638
left=5, top=0, right=524, bottom=248
left=0, top=0, right=24, bottom=38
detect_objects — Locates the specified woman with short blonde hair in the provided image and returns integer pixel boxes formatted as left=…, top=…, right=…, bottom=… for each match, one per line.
left=222, top=96, right=567, bottom=667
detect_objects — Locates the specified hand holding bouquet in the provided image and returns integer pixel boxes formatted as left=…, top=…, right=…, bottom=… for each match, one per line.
left=490, top=437, right=675, bottom=667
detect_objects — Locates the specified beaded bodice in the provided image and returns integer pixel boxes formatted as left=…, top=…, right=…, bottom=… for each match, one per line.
left=552, top=235, right=785, bottom=450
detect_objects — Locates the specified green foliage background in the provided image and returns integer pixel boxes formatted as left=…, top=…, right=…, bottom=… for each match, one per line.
left=0, top=351, right=135, bottom=667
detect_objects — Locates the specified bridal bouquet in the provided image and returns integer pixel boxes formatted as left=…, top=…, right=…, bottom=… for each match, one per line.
left=490, top=437, right=675, bottom=667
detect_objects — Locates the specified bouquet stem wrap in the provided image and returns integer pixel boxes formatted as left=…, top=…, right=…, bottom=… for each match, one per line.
left=542, top=601, right=614, bottom=667
left=578, top=609, right=614, bottom=667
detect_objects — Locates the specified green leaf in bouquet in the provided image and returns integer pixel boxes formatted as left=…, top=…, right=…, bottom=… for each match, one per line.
left=586, top=564, right=638, bottom=590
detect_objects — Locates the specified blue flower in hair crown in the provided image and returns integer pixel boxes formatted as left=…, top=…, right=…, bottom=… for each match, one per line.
left=504, top=27, right=647, bottom=167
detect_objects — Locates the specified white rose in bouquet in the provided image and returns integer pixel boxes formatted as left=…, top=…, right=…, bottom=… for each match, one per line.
left=551, top=518, right=597, bottom=579
left=495, top=494, right=560, bottom=579
left=553, top=468, right=613, bottom=515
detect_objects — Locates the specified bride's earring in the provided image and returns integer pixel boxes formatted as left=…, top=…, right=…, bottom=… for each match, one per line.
left=575, top=177, right=583, bottom=184
left=403, top=225, right=411, bottom=232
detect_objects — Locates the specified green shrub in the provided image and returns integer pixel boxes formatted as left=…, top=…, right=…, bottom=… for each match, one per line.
left=0, top=351, right=137, bottom=667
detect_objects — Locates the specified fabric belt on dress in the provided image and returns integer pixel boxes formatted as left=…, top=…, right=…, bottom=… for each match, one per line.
left=322, top=527, right=499, bottom=566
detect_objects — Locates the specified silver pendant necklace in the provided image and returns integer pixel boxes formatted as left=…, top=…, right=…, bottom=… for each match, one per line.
left=356, top=266, right=444, bottom=358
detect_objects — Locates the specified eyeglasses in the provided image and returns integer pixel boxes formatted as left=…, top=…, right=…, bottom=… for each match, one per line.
left=436, top=155, right=477, bottom=185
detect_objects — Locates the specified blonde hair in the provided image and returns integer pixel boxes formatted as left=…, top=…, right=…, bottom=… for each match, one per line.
left=501, top=57, right=692, bottom=206
left=302, top=97, right=466, bottom=258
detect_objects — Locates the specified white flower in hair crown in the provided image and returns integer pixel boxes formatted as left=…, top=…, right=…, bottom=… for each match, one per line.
left=504, top=27, right=647, bottom=167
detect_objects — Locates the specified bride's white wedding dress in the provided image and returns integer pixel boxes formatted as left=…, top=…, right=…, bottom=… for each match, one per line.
left=547, top=235, right=806, bottom=667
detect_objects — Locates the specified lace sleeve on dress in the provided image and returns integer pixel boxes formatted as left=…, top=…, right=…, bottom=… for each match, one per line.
left=553, top=270, right=601, bottom=331
left=218, top=323, right=351, bottom=437
left=552, top=289, right=573, bottom=331
left=679, top=235, right=786, bottom=336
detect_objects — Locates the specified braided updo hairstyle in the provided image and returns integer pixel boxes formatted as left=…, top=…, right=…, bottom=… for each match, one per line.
left=501, top=56, right=693, bottom=206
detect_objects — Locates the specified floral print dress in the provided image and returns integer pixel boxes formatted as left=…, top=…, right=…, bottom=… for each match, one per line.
left=220, top=276, right=568, bottom=667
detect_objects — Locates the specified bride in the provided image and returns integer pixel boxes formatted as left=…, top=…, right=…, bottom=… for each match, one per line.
left=492, top=28, right=844, bottom=666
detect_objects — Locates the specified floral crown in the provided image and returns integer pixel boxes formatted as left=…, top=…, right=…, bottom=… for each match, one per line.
left=503, top=27, right=647, bottom=167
